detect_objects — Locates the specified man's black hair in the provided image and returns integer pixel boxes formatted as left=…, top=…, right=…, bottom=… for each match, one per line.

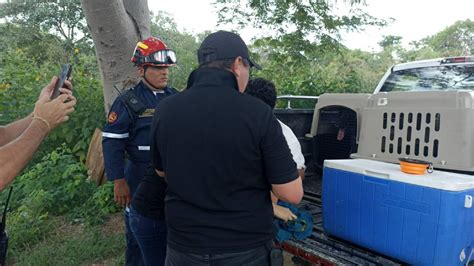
left=199, top=58, right=250, bottom=70
left=245, top=78, right=277, bottom=109
left=199, top=58, right=235, bottom=69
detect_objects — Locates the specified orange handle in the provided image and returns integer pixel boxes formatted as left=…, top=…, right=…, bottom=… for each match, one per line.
left=399, top=161, right=432, bottom=175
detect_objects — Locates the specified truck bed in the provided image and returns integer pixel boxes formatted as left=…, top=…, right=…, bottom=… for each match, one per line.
left=274, top=108, right=404, bottom=265
left=281, top=174, right=404, bottom=265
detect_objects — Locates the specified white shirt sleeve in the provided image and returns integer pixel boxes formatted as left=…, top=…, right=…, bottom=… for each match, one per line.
left=278, top=120, right=305, bottom=169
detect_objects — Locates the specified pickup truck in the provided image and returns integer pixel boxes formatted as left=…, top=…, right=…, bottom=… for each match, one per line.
left=276, top=56, right=474, bottom=265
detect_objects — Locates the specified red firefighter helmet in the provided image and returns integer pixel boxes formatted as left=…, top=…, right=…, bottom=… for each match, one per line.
left=131, top=37, right=177, bottom=67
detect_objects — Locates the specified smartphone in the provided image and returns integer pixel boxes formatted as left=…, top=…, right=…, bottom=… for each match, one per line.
left=51, top=64, right=72, bottom=99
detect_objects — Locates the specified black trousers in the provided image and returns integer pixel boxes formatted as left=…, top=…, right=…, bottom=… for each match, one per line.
left=164, top=241, right=276, bottom=266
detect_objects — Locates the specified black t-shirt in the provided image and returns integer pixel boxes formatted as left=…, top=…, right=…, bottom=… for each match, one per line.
left=151, top=67, right=298, bottom=254
left=131, top=165, right=167, bottom=220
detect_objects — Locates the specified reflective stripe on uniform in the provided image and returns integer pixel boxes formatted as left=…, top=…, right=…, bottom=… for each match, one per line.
left=102, top=132, right=130, bottom=139
left=138, top=146, right=150, bottom=151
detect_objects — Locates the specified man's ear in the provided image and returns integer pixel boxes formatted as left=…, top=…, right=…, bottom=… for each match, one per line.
left=137, top=67, right=145, bottom=77
left=231, top=57, right=243, bottom=78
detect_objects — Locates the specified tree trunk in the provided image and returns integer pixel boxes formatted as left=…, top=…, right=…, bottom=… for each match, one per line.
left=80, top=0, right=151, bottom=113
left=123, top=0, right=151, bottom=39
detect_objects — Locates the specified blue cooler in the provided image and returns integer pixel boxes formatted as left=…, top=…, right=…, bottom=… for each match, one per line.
left=323, top=159, right=474, bottom=266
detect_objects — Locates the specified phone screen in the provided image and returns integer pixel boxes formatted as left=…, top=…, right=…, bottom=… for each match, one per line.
left=51, top=64, right=72, bottom=100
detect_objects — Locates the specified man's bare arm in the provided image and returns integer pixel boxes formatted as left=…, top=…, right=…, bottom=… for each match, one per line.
left=0, top=78, right=74, bottom=147
left=0, top=120, right=49, bottom=190
left=271, top=176, right=303, bottom=204
left=0, top=77, right=76, bottom=191
left=0, top=114, right=33, bottom=147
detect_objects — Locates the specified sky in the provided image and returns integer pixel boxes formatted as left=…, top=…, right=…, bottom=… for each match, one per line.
left=148, top=0, right=473, bottom=52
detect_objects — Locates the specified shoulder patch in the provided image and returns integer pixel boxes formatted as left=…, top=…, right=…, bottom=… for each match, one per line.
left=108, top=112, right=118, bottom=123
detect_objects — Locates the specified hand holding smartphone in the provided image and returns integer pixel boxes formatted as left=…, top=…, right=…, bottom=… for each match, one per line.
left=51, top=64, right=72, bottom=100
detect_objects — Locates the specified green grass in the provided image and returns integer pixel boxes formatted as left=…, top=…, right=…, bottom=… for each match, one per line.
left=8, top=214, right=125, bottom=266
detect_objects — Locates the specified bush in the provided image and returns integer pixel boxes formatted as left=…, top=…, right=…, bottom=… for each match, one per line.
left=71, top=182, right=120, bottom=226
left=0, top=46, right=105, bottom=164
left=0, top=145, right=119, bottom=252
left=7, top=205, right=57, bottom=251
left=46, top=53, right=105, bottom=161
left=12, top=145, right=95, bottom=214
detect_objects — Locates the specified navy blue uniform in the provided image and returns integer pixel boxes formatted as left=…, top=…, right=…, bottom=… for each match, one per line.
left=102, top=81, right=177, bottom=194
left=102, top=81, right=177, bottom=266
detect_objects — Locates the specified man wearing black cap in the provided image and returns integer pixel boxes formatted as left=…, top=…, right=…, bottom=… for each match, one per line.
left=150, top=30, right=303, bottom=265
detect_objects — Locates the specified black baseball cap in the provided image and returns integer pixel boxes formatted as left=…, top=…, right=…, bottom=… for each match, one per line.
left=197, top=30, right=262, bottom=70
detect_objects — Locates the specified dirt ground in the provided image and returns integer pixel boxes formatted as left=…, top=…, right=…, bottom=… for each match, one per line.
left=101, top=212, right=124, bottom=235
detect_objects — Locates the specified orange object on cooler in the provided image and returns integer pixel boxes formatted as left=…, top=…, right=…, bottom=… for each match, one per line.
left=399, top=158, right=433, bottom=175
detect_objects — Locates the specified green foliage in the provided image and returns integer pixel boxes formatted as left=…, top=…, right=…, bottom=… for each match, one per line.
left=0, top=15, right=120, bottom=261
left=11, top=219, right=124, bottom=265
left=12, top=145, right=95, bottom=215
left=246, top=16, right=472, bottom=107
left=379, top=19, right=474, bottom=62
left=0, top=146, right=119, bottom=253
left=0, top=47, right=51, bottom=123
left=212, top=0, right=392, bottom=107
left=0, top=28, right=104, bottom=162
left=2, top=146, right=91, bottom=250
left=399, top=46, right=439, bottom=63
left=0, top=24, right=63, bottom=64
left=216, top=0, right=386, bottom=54
left=7, top=206, right=57, bottom=252
left=419, top=19, right=474, bottom=57
left=250, top=37, right=389, bottom=108
left=378, top=35, right=402, bottom=49
left=0, top=0, right=91, bottom=55
left=71, top=182, right=120, bottom=226
left=0, top=19, right=115, bottom=257
left=47, top=53, right=105, bottom=161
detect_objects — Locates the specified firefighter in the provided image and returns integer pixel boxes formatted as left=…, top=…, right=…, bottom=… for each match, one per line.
left=102, top=37, right=177, bottom=265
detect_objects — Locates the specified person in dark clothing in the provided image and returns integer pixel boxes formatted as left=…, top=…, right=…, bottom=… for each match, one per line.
left=129, top=165, right=167, bottom=266
left=128, top=69, right=202, bottom=266
left=102, top=37, right=178, bottom=266
left=150, top=30, right=304, bottom=266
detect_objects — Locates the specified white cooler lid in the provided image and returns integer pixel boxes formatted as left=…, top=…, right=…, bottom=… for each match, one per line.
left=324, top=159, right=474, bottom=191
